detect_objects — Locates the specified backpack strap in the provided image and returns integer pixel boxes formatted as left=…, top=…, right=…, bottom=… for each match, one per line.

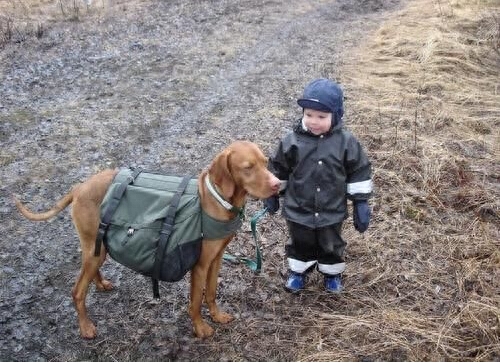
left=94, top=168, right=143, bottom=257
left=151, top=175, right=192, bottom=299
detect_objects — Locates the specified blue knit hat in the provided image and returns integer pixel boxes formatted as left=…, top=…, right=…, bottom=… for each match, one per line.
left=297, top=79, right=344, bottom=120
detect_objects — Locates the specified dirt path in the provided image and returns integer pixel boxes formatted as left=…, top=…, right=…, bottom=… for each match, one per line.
left=1, top=0, right=403, bottom=360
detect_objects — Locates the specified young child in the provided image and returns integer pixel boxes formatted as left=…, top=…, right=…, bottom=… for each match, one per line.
left=265, top=78, right=373, bottom=293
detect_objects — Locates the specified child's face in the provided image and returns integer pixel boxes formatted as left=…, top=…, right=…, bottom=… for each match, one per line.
left=302, top=108, right=332, bottom=135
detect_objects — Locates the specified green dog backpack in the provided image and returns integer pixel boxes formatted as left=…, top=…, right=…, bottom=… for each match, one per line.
left=95, top=168, right=203, bottom=286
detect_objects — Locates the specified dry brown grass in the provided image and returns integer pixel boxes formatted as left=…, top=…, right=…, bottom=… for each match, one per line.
left=333, top=0, right=499, bottom=360
left=0, top=0, right=144, bottom=43
left=0, top=0, right=86, bottom=42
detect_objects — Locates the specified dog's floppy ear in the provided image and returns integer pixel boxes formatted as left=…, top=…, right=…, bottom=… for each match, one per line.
left=209, top=148, right=235, bottom=199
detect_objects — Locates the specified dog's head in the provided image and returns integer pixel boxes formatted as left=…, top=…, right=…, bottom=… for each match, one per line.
left=209, top=141, right=280, bottom=201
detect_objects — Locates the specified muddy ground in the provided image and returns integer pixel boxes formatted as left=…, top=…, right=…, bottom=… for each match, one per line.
left=1, top=0, right=404, bottom=361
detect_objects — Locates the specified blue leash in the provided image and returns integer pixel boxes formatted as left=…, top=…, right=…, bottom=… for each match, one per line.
left=223, top=207, right=268, bottom=273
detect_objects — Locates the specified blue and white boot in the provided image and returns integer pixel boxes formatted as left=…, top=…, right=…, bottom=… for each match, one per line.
left=324, top=274, right=343, bottom=293
left=285, top=271, right=305, bottom=293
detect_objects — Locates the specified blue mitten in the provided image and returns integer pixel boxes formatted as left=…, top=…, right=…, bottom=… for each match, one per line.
left=353, top=200, right=371, bottom=233
left=264, top=195, right=280, bottom=214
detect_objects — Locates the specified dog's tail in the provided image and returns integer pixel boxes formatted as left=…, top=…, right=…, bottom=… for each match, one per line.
left=13, top=188, right=75, bottom=221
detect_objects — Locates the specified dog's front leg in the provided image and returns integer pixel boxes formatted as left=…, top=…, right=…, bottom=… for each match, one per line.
left=189, top=263, right=214, bottom=338
left=205, top=247, right=234, bottom=325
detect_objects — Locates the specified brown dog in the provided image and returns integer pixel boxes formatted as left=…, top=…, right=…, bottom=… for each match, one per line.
left=14, top=140, right=280, bottom=339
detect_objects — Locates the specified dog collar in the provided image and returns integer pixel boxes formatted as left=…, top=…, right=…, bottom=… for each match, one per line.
left=204, top=175, right=244, bottom=217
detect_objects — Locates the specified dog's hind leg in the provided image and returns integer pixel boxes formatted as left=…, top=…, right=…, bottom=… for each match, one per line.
left=70, top=186, right=110, bottom=339
left=72, top=252, right=103, bottom=339
left=71, top=227, right=110, bottom=338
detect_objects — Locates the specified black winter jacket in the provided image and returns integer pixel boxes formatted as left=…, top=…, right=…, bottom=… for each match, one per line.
left=269, top=119, right=372, bottom=228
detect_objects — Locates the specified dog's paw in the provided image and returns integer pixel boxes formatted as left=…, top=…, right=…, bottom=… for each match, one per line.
left=79, top=320, right=97, bottom=339
left=193, top=321, right=215, bottom=339
left=211, top=311, right=234, bottom=324
left=95, top=279, right=113, bottom=291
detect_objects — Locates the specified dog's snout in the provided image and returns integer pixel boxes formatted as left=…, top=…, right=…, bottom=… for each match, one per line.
left=269, top=174, right=281, bottom=192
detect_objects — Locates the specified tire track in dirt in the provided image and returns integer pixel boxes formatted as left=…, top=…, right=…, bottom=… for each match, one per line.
left=146, top=0, right=403, bottom=166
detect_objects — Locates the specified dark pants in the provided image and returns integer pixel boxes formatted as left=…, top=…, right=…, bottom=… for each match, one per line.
left=286, top=221, right=346, bottom=275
